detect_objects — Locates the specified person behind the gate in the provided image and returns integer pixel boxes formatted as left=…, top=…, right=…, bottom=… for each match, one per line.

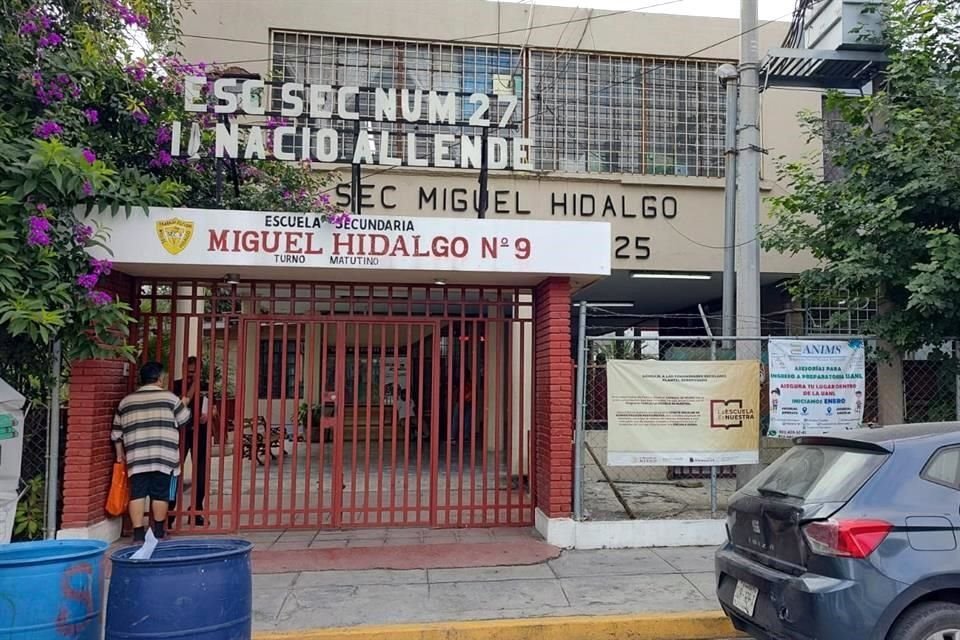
left=169, top=355, right=214, bottom=527
left=112, top=361, right=191, bottom=542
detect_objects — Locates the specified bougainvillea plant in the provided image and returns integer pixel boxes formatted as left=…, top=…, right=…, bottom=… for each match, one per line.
left=0, top=0, right=345, bottom=397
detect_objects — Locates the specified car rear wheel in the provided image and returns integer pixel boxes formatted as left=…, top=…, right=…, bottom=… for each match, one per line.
left=890, top=602, right=960, bottom=640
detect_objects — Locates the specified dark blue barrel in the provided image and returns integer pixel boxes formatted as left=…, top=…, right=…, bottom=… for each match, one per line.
left=0, top=539, right=108, bottom=640
left=105, top=539, right=253, bottom=640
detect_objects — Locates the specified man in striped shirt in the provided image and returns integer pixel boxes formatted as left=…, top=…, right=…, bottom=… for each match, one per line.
left=112, top=361, right=191, bottom=542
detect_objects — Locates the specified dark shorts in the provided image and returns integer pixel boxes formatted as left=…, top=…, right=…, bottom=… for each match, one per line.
left=130, top=471, right=172, bottom=502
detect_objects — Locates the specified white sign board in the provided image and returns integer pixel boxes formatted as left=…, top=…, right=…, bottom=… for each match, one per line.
left=606, top=360, right=760, bottom=466
left=767, top=339, right=866, bottom=438
left=83, top=208, right=611, bottom=277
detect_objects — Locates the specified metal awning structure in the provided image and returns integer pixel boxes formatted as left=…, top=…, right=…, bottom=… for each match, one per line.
left=760, top=48, right=889, bottom=92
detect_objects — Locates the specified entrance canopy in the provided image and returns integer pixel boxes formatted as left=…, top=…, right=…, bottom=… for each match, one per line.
left=83, top=207, right=611, bottom=287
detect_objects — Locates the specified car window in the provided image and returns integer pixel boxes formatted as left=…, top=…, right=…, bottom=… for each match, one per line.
left=741, top=445, right=887, bottom=503
left=922, top=447, right=960, bottom=489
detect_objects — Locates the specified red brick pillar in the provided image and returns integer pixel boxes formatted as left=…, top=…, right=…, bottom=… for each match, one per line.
left=59, top=272, right=135, bottom=539
left=533, top=277, right=573, bottom=518
left=60, top=360, right=129, bottom=535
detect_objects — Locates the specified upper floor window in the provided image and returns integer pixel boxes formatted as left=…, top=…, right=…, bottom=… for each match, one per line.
left=270, top=32, right=524, bottom=164
left=269, top=31, right=729, bottom=177
left=530, top=52, right=727, bottom=177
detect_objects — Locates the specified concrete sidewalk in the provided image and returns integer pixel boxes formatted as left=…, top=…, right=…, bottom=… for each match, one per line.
left=252, top=546, right=723, bottom=633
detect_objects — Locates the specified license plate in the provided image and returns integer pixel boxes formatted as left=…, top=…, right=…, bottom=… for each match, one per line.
left=732, top=580, right=759, bottom=617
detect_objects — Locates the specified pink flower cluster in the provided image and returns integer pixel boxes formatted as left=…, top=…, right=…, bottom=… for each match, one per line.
left=76, top=258, right=113, bottom=292
left=33, top=120, right=62, bottom=140
left=149, top=150, right=172, bottom=168
left=125, top=61, right=148, bottom=83
left=109, top=0, right=150, bottom=28
left=88, top=290, right=113, bottom=306
left=19, top=7, right=63, bottom=49
left=27, top=215, right=52, bottom=247
left=33, top=72, right=81, bottom=106
left=74, top=224, right=94, bottom=245
left=327, top=212, right=351, bottom=226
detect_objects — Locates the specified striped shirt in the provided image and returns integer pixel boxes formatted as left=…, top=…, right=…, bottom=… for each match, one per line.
left=111, top=385, right=191, bottom=476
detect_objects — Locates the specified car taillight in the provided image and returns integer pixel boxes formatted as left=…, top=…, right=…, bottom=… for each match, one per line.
left=803, top=519, right=892, bottom=558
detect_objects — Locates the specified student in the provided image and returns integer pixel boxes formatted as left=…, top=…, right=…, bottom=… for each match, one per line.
left=112, top=362, right=190, bottom=542
left=395, top=386, right=419, bottom=440
left=451, top=371, right=473, bottom=445
left=171, top=356, right=212, bottom=526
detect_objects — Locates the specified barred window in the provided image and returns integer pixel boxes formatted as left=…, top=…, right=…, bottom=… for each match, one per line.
left=530, top=51, right=727, bottom=177
left=804, top=291, right=878, bottom=335
left=269, top=32, right=729, bottom=177
left=270, top=32, right=524, bottom=163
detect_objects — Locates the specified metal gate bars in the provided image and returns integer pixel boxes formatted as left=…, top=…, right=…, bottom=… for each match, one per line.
left=133, top=281, right=535, bottom=531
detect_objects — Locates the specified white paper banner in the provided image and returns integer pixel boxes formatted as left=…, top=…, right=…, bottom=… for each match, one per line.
left=767, top=339, right=866, bottom=438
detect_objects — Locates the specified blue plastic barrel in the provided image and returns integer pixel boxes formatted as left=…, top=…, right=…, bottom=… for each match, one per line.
left=105, top=539, right=253, bottom=640
left=0, top=539, right=108, bottom=640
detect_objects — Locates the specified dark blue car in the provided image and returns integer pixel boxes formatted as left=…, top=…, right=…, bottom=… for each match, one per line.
left=717, top=422, right=960, bottom=640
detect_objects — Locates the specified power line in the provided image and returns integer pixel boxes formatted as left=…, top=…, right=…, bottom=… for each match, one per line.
left=177, top=0, right=693, bottom=51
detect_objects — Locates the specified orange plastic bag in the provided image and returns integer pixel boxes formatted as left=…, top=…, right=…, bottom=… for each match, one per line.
left=105, top=462, right=129, bottom=517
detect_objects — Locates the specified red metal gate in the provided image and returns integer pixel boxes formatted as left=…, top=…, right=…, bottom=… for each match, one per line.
left=133, top=281, right=535, bottom=531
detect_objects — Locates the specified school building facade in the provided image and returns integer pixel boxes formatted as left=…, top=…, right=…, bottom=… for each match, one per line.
left=57, top=0, right=823, bottom=541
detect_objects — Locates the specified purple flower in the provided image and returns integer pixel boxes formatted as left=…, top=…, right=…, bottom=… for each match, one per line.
left=19, top=21, right=38, bottom=35
left=125, top=63, right=147, bottom=82
left=82, top=181, right=94, bottom=196
left=131, top=109, right=148, bottom=126
left=327, top=212, right=351, bottom=226
left=155, top=126, right=172, bottom=145
left=74, top=224, right=93, bottom=244
left=36, top=203, right=48, bottom=213
left=27, top=216, right=52, bottom=247
left=76, top=273, right=99, bottom=290
left=83, top=109, right=99, bottom=125
left=89, top=290, right=113, bottom=306
left=149, top=150, right=172, bottom=168
left=90, top=258, right=112, bottom=276
left=37, top=32, right=63, bottom=49
left=30, top=71, right=42, bottom=86
left=56, top=73, right=70, bottom=85
left=40, top=16, right=52, bottom=29
left=33, top=120, right=62, bottom=139
left=320, top=193, right=331, bottom=205
left=81, top=148, right=96, bottom=164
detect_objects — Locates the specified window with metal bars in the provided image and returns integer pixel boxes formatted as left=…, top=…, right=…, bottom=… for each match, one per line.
left=268, top=32, right=728, bottom=176
left=530, top=51, right=727, bottom=176
left=270, top=31, right=524, bottom=163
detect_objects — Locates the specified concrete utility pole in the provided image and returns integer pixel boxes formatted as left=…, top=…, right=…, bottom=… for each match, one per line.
left=736, top=0, right=763, bottom=487
left=736, top=0, right=762, bottom=362
left=717, top=63, right=740, bottom=349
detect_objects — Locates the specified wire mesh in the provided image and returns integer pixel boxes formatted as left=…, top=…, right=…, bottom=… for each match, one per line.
left=577, top=335, right=960, bottom=522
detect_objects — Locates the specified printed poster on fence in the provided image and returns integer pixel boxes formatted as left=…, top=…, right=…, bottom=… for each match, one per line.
left=606, top=360, right=760, bottom=466
left=767, top=339, right=866, bottom=438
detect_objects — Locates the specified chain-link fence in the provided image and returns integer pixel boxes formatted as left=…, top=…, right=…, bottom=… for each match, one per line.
left=11, top=404, right=56, bottom=540
left=575, top=334, right=960, bottom=522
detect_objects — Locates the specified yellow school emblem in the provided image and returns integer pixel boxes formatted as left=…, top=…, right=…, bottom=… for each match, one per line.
left=155, top=218, right=194, bottom=255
